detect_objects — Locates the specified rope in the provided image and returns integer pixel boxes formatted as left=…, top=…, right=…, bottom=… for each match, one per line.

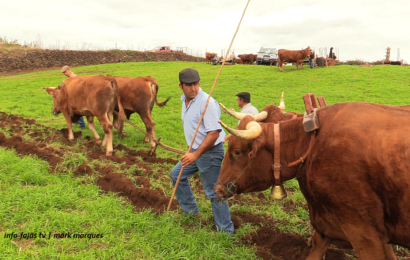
left=167, top=0, right=252, bottom=210
left=225, top=158, right=254, bottom=194
left=113, top=110, right=186, bottom=155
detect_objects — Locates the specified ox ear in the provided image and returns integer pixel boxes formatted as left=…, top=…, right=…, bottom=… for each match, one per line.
left=248, top=136, right=265, bottom=158
left=45, top=87, right=58, bottom=95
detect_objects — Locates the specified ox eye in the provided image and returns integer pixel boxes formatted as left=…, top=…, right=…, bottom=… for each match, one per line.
left=234, top=150, right=241, bottom=156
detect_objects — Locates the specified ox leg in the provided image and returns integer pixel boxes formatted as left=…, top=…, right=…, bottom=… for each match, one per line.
left=96, top=114, right=113, bottom=156
left=112, top=111, right=127, bottom=137
left=278, top=61, right=284, bottom=72
left=139, top=112, right=156, bottom=156
left=62, top=112, right=75, bottom=141
left=342, top=224, right=392, bottom=260
left=306, top=231, right=331, bottom=260
left=384, top=244, right=398, bottom=260
left=87, top=116, right=102, bottom=145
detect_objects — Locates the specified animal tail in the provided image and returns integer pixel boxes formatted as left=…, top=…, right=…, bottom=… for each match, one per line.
left=151, top=81, right=171, bottom=107
left=108, top=76, right=125, bottom=133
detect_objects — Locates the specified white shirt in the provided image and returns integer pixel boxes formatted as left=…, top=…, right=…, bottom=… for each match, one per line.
left=238, top=103, right=259, bottom=125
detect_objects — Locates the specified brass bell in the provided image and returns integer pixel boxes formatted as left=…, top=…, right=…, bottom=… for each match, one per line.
left=269, top=185, right=287, bottom=200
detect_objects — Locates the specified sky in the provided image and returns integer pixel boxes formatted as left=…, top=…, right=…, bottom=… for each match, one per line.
left=2, top=0, right=409, bottom=62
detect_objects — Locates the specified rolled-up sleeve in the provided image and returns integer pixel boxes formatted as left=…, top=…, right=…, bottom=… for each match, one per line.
left=203, top=100, right=222, bottom=133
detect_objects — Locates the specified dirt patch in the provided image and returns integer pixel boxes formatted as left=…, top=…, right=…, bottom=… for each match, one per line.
left=0, top=50, right=206, bottom=75
left=96, top=172, right=177, bottom=214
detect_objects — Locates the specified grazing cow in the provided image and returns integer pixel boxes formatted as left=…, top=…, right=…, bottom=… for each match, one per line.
left=277, top=47, right=312, bottom=72
left=45, top=75, right=125, bottom=156
left=215, top=102, right=410, bottom=259
left=238, top=54, right=257, bottom=65
left=113, top=76, right=170, bottom=156
left=205, top=52, right=218, bottom=64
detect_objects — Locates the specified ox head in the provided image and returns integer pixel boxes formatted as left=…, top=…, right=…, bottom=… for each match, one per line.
left=215, top=116, right=275, bottom=198
left=45, top=85, right=64, bottom=116
left=304, top=46, right=313, bottom=57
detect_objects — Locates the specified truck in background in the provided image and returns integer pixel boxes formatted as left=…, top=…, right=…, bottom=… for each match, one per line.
left=256, top=47, right=278, bottom=65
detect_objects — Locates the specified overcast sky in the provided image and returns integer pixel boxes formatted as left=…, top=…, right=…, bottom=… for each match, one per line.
left=2, top=0, right=409, bottom=62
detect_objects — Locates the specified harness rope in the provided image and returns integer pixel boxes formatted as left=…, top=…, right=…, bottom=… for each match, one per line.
left=225, top=158, right=255, bottom=195
left=113, top=110, right=186, bottom=155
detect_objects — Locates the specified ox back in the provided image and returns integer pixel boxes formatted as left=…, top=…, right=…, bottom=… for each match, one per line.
left=113, top=76, right=170, bottom=156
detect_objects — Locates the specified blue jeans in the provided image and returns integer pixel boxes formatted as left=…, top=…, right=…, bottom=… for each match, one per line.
left=170, top=143, right=234, bottom=234
left=76, top=116, right=86, bottom=128
left=309, top=58, right=315, bottom=69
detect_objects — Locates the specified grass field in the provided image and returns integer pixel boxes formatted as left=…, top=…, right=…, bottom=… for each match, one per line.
left=1, top=62, right=409, bottom=259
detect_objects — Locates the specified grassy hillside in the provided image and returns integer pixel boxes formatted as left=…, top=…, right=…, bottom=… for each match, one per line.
left=0, top=63, right=409, bottom=259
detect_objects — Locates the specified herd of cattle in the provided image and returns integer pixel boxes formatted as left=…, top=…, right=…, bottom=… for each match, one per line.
left=206, top=46, right=313, bottom=72
left=45, top=75, right=170, bottom=156
left=43, top=61, right=409, bottom=259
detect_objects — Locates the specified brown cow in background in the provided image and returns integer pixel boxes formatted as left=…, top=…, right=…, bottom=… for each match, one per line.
left=45, top=75, right=125, bottom=156
left=277, top=47, right=312, bottom=72
left=238, top=54, right=257, bottom=65
left=113, top=76, right=170, bottom=156
left=205, top=52, right=218, bottom=64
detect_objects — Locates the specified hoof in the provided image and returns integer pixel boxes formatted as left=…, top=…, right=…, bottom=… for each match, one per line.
left=96, top=140, right=102, bottom=145
left=120, top=132, right=127, bottom=137
left=106, top=150, right=113, bottom=156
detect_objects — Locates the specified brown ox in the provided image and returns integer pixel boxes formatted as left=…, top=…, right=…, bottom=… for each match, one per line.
left=205, top=52, right=218, bottom=64
left=45, top=75, right=125, bottom=156
left=238, top=54, right=256, bottom=65
left=215, top=102, right=410, bottom=260
left=113, top=76, right=170, bottom=156
left=277, top=47, right=312, bottom=72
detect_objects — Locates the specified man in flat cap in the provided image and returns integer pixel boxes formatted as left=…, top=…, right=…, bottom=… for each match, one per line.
left=61, top=65, right=77, bottom=78
left=61, top=66, right=85, bottom=129
left=170, top=68, right=234, bottom=235
left=223, top=92, right=258, bottom=143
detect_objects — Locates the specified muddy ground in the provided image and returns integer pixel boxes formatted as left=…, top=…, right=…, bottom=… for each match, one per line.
left=1, top=111, right=409, bottom=260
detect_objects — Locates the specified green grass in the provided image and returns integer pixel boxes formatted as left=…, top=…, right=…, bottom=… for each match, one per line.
left=1, top=62, right=409, bottom=259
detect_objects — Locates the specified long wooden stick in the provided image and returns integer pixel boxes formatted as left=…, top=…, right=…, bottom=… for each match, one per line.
left=167, top=0, right=251, bottom=210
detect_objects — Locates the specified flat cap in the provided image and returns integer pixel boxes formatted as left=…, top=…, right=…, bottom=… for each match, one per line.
left=179, top=68, right=200, bottom=84
left=236, top=92, right=251, bottom=103
left=61, top=65, right=70, bottom=73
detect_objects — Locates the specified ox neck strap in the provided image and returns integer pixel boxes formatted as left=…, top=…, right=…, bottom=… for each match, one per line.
left=272, top=124, right=282, bottom=185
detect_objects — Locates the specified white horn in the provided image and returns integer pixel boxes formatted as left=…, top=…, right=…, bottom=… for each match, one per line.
left=219, top=103, right=246, bottom=120
left=279, top=92, right=285, bottom=111
left=220, top=103, right=267, bottom=121
left=253, top=111, right=268, bottom=121
left=219, top=120, right=262, bottom=140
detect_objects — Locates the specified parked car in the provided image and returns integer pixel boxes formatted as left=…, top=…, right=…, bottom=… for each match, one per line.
left=256, top=47, right=278, bottom=65
left=149, top=46, right=172, bottom=53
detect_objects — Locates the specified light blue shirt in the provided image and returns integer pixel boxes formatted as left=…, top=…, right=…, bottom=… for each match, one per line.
left=181, top=88, right=225, bottom=149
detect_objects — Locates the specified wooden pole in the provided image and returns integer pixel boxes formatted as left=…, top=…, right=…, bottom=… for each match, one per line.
left=167, top=0, right=251, bottom=210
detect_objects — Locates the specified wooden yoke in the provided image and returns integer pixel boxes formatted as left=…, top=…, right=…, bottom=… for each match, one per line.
left=303, top=93, right=315, bottom=115
left=287, top=93, right=318, bottom=167
left=317, top=96, right=327, bottom=107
